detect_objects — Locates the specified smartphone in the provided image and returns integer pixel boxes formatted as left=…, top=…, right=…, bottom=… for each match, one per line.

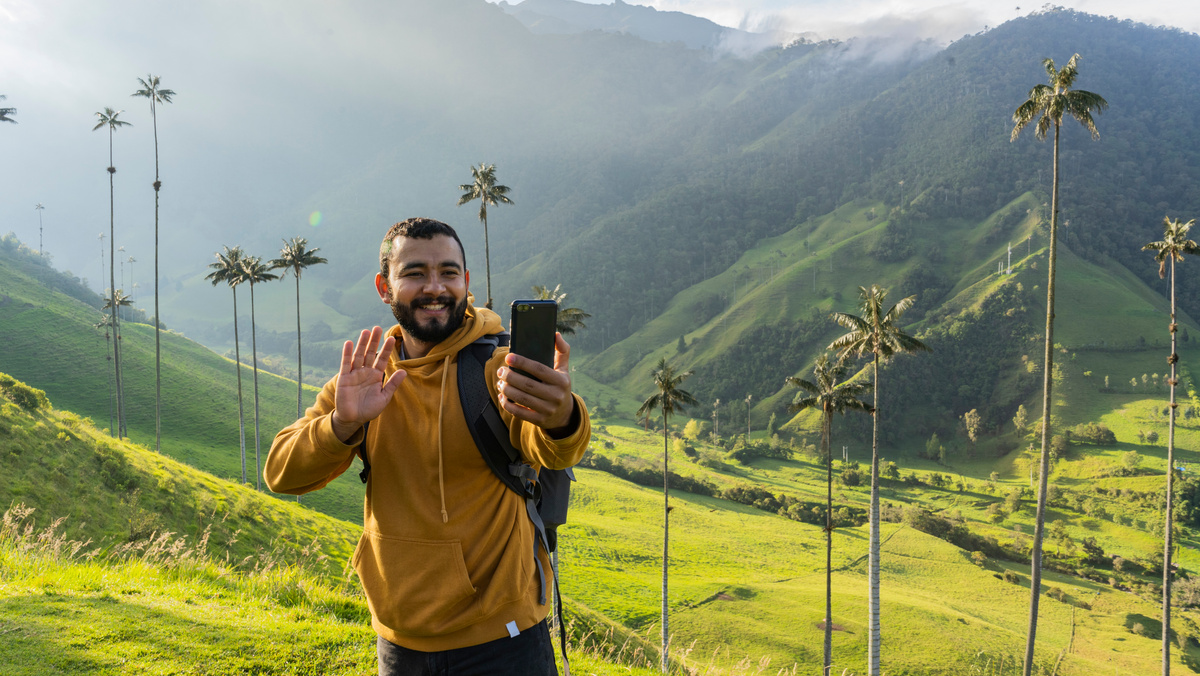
left=509, top=299, right=557, bottom=380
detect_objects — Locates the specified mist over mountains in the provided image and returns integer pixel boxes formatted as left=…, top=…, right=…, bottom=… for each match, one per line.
left=4, top=2, right=1200, bottom=438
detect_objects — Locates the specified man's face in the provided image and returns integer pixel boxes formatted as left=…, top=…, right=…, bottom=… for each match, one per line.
left=376, top=235, right=470, bottom=347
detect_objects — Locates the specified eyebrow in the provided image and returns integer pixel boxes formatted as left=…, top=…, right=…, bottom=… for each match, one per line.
left=398, top=260, right=462, bottom=272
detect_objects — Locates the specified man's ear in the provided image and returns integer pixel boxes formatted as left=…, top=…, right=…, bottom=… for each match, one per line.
left=375, top=273, right=391, bottom=303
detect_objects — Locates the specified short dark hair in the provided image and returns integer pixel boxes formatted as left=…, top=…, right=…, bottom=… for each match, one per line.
left=379, top=217, right=466, bottom=277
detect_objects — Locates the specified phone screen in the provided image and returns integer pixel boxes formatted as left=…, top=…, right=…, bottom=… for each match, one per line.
left=509, top=299, right=557, bottom=379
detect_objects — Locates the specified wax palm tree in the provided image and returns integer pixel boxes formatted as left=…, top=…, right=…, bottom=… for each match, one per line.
left=102, top=289, right=134, bottom=438
left=206, top=246, right=249, bottom=485
left=94, top=107, right=132, bottom=438
left=1011, top=54, right=1106, bottom=676
left=787, top=353, right=872, bottom=675
left=132, top=74, right=175, bottom=455
left=456, top=163, right=512, bottom=309
left=635, top=357, right=698, bottom=674
left=269, top=237, right=328, bottom=419
left=94, top=315, right=115, bottom=437
left=240, top=255, right=279, bottom=490
left=1143, top=216, right=1199, bottom=673
left=0, top=95, right=15, bottom=123
left=531, top=284, right=591, bottom=335
left=830, top=284, right=928, bottom=676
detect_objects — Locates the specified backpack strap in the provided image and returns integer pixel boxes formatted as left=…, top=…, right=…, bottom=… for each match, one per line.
left=357, top=420, right=371, bottom=484
left=457, top=333, right=554, bottom=607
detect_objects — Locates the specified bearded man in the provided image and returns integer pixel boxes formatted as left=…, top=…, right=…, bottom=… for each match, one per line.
left=265, top=217, right=589, bottom=675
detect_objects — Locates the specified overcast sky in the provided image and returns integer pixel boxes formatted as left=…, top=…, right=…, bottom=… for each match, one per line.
left=501, top=0, right=1200, bottom=41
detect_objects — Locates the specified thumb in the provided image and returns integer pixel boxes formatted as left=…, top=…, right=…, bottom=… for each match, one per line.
left=553, top=332, right=570, bottom=373
left=381, top=369, right=407, bottom=399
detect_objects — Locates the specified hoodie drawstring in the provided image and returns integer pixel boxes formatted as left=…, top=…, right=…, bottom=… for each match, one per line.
left=437, top=354, right=450, bottom=524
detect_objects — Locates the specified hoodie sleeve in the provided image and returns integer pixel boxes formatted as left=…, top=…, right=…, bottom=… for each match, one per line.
left=485, top=349, right=591, bottom=472
left=263, top=375, right=362, bottom=494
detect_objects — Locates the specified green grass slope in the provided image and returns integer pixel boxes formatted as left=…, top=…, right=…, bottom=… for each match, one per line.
left=0, top=245, right=365, bottom=525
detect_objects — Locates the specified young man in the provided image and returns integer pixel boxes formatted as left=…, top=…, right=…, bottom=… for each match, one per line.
left=265, top=217, right=589, bottom=675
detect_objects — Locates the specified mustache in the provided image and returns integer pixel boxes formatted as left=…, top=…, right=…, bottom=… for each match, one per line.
left=408, top=294, right=456, bottom=308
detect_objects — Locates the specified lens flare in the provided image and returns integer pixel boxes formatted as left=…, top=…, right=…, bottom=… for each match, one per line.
left=309, top=211, right=323, bottom=227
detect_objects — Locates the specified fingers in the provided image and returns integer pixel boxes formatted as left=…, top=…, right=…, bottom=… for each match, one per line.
left=497, top=356, right=573, bottom=429
left=351, top=326, right=384, bottom=370
left=372, top=335, right=395, bottom=371
left=339, top=339, right=355, bottom=376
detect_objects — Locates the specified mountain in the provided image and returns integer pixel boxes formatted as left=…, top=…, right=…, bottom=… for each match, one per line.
left=497, top=0, right=797, bottom=54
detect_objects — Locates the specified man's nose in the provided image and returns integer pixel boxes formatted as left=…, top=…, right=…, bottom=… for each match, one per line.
left=423, top=273, right=448, bottom=294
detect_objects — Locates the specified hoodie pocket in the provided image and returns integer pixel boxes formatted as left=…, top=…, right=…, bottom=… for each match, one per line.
left=352, top=531, right=479, bottom=636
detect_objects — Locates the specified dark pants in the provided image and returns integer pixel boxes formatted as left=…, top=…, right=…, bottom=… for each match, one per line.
left=376, top=620, right=558, bottom=676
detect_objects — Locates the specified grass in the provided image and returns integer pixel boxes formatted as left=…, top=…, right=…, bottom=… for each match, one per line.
left=0, top=247, right=366, bottom=526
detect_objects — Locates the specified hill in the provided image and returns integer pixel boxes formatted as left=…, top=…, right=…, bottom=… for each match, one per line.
left=0, top=233, right=367, bottom=525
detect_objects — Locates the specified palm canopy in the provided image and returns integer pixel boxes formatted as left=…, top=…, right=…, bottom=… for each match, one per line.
left=132, top=75, right=176, bottom=105
left=829, top=285, right=929, bottom=361
left=636, top=357, right=699, bottom=421
left=787, top=353, right=873, bottom=418
left=269, top=237, right=327, bottom=278
left=532, top=284, right=591, bottom=335
left=0, top=95, right=15, bottom=123
left=103, top=289, right=133, bottom=312
left=1143, top=217, right=1200, bottom=279
left=1011, top=54, right=1107, bottom=142
left=92, top=107, right=131, bottom=133
left=205, top=246, right=245, bottom=288
left=239, top=255, right=281, bottom=285
left=456, top=163, right=513, bottom=220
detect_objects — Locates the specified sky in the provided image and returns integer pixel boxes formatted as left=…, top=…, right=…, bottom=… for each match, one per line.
left=502, top=0, right=1200, bottom=42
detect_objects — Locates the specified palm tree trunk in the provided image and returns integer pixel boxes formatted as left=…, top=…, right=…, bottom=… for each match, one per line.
left=823, top=408, right=834, bottom=676
left=483, top=211, right=493, bottom=310
left=107, top=127, right=125, bottom=439
left=868, top=353, right=881, bottom=676
left=152, top=98, right=162, bottom=455
left=233, top=288, right=247, bottom=485
left=1164, top=257, right=1178, bottom=675
left=106, top=331, right=114, bottom=437
left=295, top=272, right=303, bottom=419
left=251, top=282, right=261, bottom=491
left=1024, top=121, right=1061, bottom=676
left=661, top=405, right=670, bottom=674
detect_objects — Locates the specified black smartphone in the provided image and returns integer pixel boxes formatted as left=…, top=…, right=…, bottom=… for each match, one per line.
left=509, top=299, right=557, bottom=380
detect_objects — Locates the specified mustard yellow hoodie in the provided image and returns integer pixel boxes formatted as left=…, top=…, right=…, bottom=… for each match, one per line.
left=264, top=304, right=589, bottom=651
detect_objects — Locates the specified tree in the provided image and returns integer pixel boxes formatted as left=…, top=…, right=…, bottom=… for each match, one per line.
left=635, top=357, right=697, bottom=674
left=963, top=409, right=982, bottom=446
left=34, top=203, right=45, bottom=258
left=93, top=107, right=132, bottom=438
left=205, top=246, right=249, bottom=485
left=270, top=237, right=328, bottom=419
left=93, top=315, right=116, bottom=437
left=102, top=289, right=133, bottom=439
left=132, top=74, right=175, bottom=455
left=745, top=393, right=753, bottom=438
left=456, top=163, right=512, bottom=310
left=830, top=284, right=929, bottom=676
left=1011, top=54, right=1106, bottom=676
left=786, top=352, right=871, bottom=675
left=239, top=255, right=280, bottom=491
left=1143, top=214, right=1199, bottom=672
left=1013, top=404, right=1029, bottom=435
left=0, top=95, right=15, bottom=123
left=531, top=284, right=591, bottom=335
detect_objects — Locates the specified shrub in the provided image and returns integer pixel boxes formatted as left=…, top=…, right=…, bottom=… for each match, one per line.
left=1072, top=423, right=1117, bottom=446
left=1047, top=587, right=1067, bottom=602
left=1003, top=569, right=1021, bottom=584
left=0, top=373, right=49, bottom=411
left=840, top=466, right=863, bottom=487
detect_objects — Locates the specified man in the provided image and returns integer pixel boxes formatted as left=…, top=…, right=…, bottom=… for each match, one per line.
left=265, top=217, right=589, bottom=675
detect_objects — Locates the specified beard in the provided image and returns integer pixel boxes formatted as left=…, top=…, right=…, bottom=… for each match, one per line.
left=391, top=293, right=469, bottom=346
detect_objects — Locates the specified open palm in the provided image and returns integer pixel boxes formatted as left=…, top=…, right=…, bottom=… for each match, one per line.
left=334, top=327, right=406, bottom=430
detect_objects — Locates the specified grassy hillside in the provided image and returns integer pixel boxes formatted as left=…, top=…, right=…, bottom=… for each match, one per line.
left=0, top=242, right=366, bottom=525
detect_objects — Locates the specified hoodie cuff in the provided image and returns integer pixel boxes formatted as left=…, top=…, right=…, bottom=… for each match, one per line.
left=318, top=412, right=365, bottom=456
left=540, top=394, right=589, bottom=446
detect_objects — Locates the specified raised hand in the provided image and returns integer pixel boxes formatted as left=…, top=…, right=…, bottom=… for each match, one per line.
left=331, top=326, right=406, bottom=442
left=497, top=332, right=577, bottom=435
